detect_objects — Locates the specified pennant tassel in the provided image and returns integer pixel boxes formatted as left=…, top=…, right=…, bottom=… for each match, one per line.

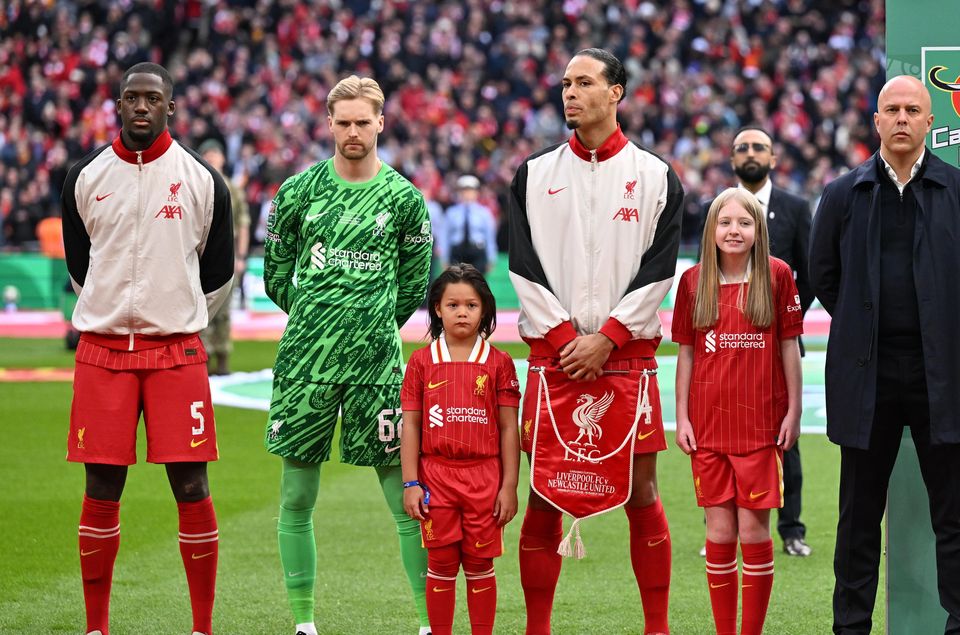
left=557, top=518, right=587, bottom=559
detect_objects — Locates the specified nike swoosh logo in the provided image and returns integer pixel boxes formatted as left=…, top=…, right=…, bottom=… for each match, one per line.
left=190, top=438, right=208, bottom=448
left=710, top=582, right=730, bottom=589
left=471, top=586, right=492, bottom=594
left=305, top=210, right=329, bottom=220
left=432, top=586, right=454, bottom=593
left=288, top=571, right=305, bottom=577
left=80, top=549, right=101, bottom=556
left=191, top=552, right=215, bottom=560
left=95, top=193, right=114, bottom=201
left=520, top=545, right=544, bottom=552
left=749, top=490, right=769, bottom=500
left=638, top=429, right=656, bottom=441
left=547, top=187, right=567, bottom=195
left=385, top=444, right=401, bottom=454
left=475, top=540, right=494, bottom=549
left=427, top=380, right=449, bottom=390
left=647, top=536, right=667, bottom=547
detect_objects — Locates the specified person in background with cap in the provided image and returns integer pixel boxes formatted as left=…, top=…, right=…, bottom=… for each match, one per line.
left=441, top=174, right=498, bottom=274
left=199, top=139, right=250, bottom=376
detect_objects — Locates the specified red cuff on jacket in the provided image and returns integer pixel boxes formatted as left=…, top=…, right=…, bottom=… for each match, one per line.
left=598, top=317, right=632, bottom=349
left=545, top=321, right=578, bottom=352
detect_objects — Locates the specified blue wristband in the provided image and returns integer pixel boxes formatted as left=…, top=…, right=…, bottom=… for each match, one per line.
left=402, top=480, right=421, bottom=488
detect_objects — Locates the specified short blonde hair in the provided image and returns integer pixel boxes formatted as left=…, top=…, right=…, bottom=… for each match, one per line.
left=326, top=75, right=385, bottom=115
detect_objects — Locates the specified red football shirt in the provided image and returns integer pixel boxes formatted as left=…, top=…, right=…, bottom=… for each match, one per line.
left=401, top=335, right=521, bottom=459
left=672, top=257, right=803, bottom=454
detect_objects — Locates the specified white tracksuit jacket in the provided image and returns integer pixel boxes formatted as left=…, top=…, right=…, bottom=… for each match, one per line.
left=508, top=126, right=684, bottom=357
left=61, top=130, right=234, bottom=339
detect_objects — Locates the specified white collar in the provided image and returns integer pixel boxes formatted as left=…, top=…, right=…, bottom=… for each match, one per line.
left=737, top=179, right=772, bottom=208
left=430, top=333, right=489, bottom=363
left=879, top=148, right=925, bottom=194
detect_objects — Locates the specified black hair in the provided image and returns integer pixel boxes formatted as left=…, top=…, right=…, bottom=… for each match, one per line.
left=732, top=124, right=774, bottom=146
left=120, top=62, right=174, bottom=97
left=574, top=48, right=627, bottom=102
left=427, top=263, right=497, bottom=340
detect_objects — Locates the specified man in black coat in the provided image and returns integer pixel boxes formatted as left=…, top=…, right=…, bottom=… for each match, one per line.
left=810, top=75, right=960, bottom=635
left=702, top=125, right=814, bottom=558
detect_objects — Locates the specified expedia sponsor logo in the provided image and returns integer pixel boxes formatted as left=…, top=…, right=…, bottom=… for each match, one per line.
left=403, top=233, right=433, bottom=244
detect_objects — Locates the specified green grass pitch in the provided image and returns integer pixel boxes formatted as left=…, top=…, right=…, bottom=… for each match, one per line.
left=0, top=338, right=882, bottom=633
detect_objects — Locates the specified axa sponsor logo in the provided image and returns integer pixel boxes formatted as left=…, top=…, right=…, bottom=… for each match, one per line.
left=155, top=205, right=183, bottom=219
left=612, top=207, right=640, bottom=222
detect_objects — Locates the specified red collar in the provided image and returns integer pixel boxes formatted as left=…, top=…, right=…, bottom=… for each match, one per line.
left=112, top=129, right=173, bottom=165
left=568, top=125, right=629, bottom=162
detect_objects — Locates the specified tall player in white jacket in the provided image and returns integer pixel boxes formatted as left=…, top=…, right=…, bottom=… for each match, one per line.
left=61, top=63, right=234, bottom=635
left=509, top=49, right=683, bottom=635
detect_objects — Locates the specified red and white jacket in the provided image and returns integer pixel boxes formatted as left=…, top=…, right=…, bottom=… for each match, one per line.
left=508, top=126, right=684, bottom=358
left=61, top=130, right=234, bottom=339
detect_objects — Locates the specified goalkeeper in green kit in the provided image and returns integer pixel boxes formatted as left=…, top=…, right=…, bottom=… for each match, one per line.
left=263, top=75, right=433, bottom=635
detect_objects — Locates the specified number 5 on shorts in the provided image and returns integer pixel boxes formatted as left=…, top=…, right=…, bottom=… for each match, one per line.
left=191, top=401, right=205, bottom=435
left=378, top=408, right=402, bottom=442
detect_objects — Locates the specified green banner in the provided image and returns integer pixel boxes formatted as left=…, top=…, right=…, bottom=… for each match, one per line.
left=885, top=5, right=959, bottom=632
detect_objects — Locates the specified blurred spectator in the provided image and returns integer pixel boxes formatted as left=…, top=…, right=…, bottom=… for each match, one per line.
left=441, top=174, right=497, bottom=273
left=198, top=139, right=250, bottom=376
left=0, top=0, right=886, bottom=253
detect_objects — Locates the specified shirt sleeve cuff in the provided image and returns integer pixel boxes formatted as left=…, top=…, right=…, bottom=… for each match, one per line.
left=545, top=321, right=578, bottom=352
left=599, top=317, right=632, bottom=349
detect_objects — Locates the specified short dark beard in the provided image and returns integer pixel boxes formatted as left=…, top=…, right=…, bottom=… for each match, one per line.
left=734, top=162, right=771, bottom=186
left=565, top=119, right=580, bottom=130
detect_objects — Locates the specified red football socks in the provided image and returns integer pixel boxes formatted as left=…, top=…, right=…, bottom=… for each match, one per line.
left=626, top=500, right=672, bottom=633
left=705, top=540, right=739, bottom=635
left=518, top=507, right=563, bottom=635
left=740, top=539, right=774, bottom=635
left=425, top=544, right=460, bottom=635
left=79, top=495, right=121, bottom=635
left=177, top=496, right=219, bottom=635
left=463, top=554, right=496, bottom=635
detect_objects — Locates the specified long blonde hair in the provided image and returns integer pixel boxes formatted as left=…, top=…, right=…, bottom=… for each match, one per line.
left=694, top=188, right=774, bottom=329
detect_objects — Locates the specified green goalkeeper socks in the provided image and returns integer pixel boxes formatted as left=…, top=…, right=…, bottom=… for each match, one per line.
left=376, top=465, right=430, bottom=627
left=278, top=458, right=321, bottom=625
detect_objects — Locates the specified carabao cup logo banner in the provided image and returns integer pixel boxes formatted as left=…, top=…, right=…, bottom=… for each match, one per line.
left=923, top=47, right=960, bottom=167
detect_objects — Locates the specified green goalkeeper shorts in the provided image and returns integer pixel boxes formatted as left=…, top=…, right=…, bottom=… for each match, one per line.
left=265, top=376, right=403, bottom=466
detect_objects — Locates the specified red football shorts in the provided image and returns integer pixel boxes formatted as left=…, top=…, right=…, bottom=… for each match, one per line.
left=419, top=455, right=503, bottom=558
left=68, top=334, right=218, bottom=465
left=690, top=446, right=783, bottom=510
left=520, top=355, right=665, bottom=454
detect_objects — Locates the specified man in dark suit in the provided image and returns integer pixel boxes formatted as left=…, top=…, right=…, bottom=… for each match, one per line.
left=810, top=75, right=960, bottom=635
left=702, top=125, right=814, bottom=557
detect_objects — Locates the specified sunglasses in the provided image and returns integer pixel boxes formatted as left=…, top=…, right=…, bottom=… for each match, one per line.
left=733, top=142, right=771, bottom=154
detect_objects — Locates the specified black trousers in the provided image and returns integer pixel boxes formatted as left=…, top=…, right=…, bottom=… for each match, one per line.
left=777, top=440, right=805, bottom=540
left=833, top=354, right=960, bottom=634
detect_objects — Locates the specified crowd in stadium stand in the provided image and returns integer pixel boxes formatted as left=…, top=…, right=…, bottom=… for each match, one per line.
left=0, top=0, right=886, bottom=251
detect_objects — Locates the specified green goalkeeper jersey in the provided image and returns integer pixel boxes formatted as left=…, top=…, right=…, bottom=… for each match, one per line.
left=264, top=159, right=432, bottom=385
